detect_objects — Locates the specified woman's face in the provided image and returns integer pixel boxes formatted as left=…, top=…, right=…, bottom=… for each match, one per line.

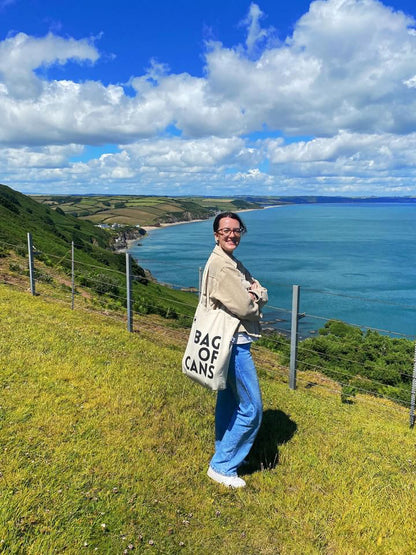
left=214, top=217, right=242, bottom=255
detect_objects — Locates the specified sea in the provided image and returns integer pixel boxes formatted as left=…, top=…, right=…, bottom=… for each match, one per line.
left=129, top=203, right=416, bottom=340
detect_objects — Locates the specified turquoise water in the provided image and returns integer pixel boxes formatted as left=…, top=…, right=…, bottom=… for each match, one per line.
left=129, top=204, right=416, bottom=339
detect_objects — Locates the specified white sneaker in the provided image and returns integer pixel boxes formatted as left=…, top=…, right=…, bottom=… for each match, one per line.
left=207, top=466, right=246, bottom=488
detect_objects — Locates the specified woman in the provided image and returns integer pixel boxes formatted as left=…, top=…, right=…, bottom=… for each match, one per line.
left=205, top=212, right=268, bottom=488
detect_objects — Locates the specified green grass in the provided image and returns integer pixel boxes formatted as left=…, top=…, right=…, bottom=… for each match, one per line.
left=1, top=285, right=416, bottom=554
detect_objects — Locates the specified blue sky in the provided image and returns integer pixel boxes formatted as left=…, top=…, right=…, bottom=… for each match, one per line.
left=1, top=0, right=416, bottom=196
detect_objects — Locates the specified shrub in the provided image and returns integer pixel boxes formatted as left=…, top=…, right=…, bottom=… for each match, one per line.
left=91, top=273, right=121, bottom=298
left=341, top=384, right=356, bottom=404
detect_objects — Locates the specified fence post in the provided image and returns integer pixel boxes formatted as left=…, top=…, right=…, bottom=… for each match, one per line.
left=409, top=343, right=416, bottom=428
left=126, top=252, right=133, bottom=332
left=27, top=232, right=36, bottom=296
left=289, top=285, right=300, bottom=390
left=71, top=241, right=75, bottom=310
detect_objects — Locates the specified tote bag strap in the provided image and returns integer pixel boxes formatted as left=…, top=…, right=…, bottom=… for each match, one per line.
left=199, top=259, right=211, bottom=309
left=199, top=256, right=236, bottom=320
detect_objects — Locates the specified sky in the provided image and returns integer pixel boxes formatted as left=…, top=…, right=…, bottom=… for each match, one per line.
left=2, top=0, right=416, bottom=197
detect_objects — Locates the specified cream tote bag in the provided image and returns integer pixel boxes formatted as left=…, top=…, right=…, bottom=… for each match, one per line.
left=182, top=265, right=239, bottom=390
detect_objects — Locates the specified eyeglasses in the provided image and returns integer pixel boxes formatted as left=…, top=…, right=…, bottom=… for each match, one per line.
left=217, top=227, right=245, bottom=236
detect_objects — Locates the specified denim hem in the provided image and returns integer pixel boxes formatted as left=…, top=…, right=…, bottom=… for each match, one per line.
left=208, top=464, right=237, bottom=478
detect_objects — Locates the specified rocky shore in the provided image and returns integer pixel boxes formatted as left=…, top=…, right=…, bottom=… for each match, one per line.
left=112, top=227, right=146, bottom=252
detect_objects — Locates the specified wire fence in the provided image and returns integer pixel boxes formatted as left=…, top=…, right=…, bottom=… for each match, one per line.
left=1, top=233, right=415, bottom=427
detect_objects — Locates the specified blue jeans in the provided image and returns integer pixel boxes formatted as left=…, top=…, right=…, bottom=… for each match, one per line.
left=210, top=343, right=263, bottom=476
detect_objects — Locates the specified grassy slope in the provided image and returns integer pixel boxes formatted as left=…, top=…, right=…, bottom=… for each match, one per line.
left=0, top=184, right=122, bottom=267
left=0, top=184, right=198, bottom=321
left=1, top=285, right=416, bottom=554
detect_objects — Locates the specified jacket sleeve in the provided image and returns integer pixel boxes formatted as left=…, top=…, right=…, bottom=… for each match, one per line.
left=249, top=279, right=268, bottom=310
left=209, top=265, right=263, bottom=321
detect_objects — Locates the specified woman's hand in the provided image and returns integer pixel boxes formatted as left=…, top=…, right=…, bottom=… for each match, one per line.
left=248, top=278, right=268, bottom=307
left=248, top=291, right=257, bottom=301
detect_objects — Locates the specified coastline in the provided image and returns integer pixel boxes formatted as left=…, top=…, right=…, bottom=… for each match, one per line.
left=140, top=218, right=206, bottom=233
left=139, top=205, right=283, bottom=234
left=124, top=205, right=283, bottom=250
left=120, top=205, right=283, bottom=252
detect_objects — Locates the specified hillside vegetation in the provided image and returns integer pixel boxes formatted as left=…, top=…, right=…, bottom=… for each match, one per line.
left=31, top=194, right=260, bottom=226
left=259, top=321, right=414, bottom=406
left=0, top=183, right=198, bottom=322
left=1, top=285, right=416, bottom=554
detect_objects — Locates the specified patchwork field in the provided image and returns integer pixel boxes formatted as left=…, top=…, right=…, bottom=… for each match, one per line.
left=32, top=195, right=261, bottom=226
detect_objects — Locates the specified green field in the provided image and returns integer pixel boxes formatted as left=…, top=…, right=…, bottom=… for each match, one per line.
left=31, top=195, right=261, bottom=226
left=1, top=285, right=416, bottom=554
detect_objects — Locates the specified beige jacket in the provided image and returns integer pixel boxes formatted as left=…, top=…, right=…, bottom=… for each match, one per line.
left=202, top=245, right=268, bottom=338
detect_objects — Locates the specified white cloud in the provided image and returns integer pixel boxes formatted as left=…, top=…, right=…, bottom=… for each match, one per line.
left=3, top=130, right=416, bottom=196
left=2, top=0, right=415, bottom=146
left=206, top=0, right=416, bottom=136
left=0, top=32, right=99, bottom=99
left=123, top=136, right=247, bottom=168
left=2, top=0, right=416, bottom=195
left=241, top=3, right=272, bottom=56
left=232, top=168, right=274, bottom=185
left=266, top=132, right=416, bottom=183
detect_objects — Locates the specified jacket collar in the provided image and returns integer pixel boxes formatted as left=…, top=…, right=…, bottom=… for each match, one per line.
left=213, top=244, right=238, bottom=266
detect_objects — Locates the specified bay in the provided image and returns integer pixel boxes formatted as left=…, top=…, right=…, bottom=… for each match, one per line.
left=129, top=204, right=416, bottom=339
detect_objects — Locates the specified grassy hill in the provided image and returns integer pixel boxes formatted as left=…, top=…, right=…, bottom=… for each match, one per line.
left=0, top=183, right=129, bottom=265
left=0, top=183, right=198, bottom=322
left=31, top=194, right=260, bottom=226
left=1, top=285, right=416, bottom=553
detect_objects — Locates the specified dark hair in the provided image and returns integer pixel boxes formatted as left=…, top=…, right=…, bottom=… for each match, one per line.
left=213, top=212, right=247, bottom=234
